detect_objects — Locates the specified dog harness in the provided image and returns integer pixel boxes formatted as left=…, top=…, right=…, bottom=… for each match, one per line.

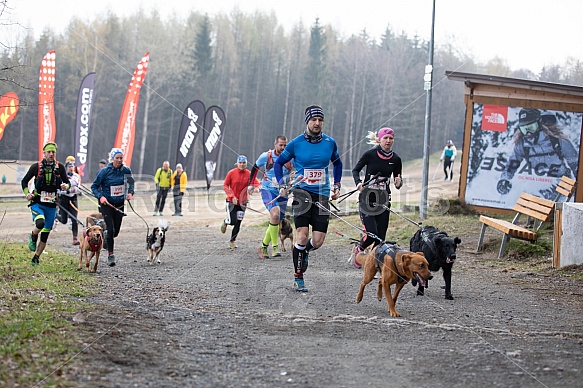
left=375, top=243, right=407, bottom=283
left=85, top=235, right=102, bottom=252
left=420, top=227, right=443, bottom=257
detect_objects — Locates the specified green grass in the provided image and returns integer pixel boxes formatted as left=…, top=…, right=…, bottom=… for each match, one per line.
left=0, top=241, right=97, bottom=387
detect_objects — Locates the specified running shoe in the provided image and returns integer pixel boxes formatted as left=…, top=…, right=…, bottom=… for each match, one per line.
left=107, top=254, right=116, bottom=267
left=351, top=245, right=362, bottom=269
left=153, top=212, right=158, bottom=216
left=229, top=241, right=238, bottom=249
left=31, top=255, right=40, bottom=266
left=72, top=237, right=80, bottom=246
left=28, top=234, right=37, bottom=252
left=258, top=245, right=269, bottom=259
left=271, top=245, right=281, bottom=257
left=220, top=222, right=227, bottom=234
left=293, top=278, right=308, bottom=292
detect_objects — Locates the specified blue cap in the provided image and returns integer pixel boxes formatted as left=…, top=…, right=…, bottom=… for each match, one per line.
left=237, top=155, right=247, bottom=163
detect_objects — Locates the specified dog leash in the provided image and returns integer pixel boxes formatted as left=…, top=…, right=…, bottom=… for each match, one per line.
left=374, top=203, right=442, bottom=257
left=69, top=201, right=101, bottom=224
left=336, top=173, right=387, bottom=204
left=266, top=174, right=307, bottom=206
left=77, top=184, right=128, bottom=217
left=125, top=199, right=150, bottom=241
left=372, top=203, right=423, bottom=229
left=55, top=201, right=86, bottom=228
left=311, top=200, right=384, bottom=244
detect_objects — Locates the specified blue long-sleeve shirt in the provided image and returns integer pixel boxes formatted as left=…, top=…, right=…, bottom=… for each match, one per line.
left=274, top=133, right=342, bottom=197
left=91, top=163, right=135, bottom=206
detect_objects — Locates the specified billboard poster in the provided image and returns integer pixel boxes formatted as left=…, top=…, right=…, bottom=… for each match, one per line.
left=465, top=104, right=581, bottom=209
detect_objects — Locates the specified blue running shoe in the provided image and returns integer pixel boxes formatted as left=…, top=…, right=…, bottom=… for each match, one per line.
left=293, top=278, right=308, bottom=292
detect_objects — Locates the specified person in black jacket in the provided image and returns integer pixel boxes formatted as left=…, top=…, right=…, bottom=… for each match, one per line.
left=350, top=128, right=403, bottom=269
left=21, top=142, right=70, bottom=266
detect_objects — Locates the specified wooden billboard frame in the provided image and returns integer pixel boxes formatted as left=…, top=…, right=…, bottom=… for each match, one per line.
left=446, top=71, right=583, bottom=215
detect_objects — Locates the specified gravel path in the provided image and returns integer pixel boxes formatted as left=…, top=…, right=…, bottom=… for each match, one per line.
left=40, top=210, right=582, bottom=388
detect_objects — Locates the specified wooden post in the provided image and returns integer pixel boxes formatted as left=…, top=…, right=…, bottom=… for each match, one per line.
left=553, top=202, right=563, bottom=268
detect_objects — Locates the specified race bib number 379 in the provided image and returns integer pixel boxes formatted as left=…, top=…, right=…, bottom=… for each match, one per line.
left=304, top=169, right=326, bottom=185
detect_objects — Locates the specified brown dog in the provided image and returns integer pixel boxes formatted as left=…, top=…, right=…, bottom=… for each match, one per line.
left=78, top=225, right=104, bottom=272
left=279, top=216, right=294, bottom=252
left=355, top=243, right=432, bottom=317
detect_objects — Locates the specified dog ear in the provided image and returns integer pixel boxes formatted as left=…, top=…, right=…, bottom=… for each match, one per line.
left=416, top=251, right=425, bottom=257
left=435, top=236, right=443, bottom=245
left=454, top=237, right=461, bottom=244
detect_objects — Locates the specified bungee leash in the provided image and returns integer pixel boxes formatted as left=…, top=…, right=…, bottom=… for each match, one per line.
left=337, top=173, right=387, bottom=204
left=55, top=201, right=86, bottom=228
left=312, top=200, right=384, bottom=244
left=124, top=199, right=151, bottom=248
left=267, top=174, right=307, bottom=206
left=374, top=202, right=423, bottom=229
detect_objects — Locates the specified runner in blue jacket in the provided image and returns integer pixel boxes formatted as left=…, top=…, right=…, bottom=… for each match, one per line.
left=91, top=148, right=135, bottom=267
left=274, top=105, right=342, bottom=292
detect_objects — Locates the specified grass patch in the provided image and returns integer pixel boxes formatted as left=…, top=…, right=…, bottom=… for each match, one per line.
left=0, top=241, right=97, bottom=386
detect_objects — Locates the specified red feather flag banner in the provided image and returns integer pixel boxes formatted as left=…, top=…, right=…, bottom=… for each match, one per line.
left=0, top=92, right=19, bottom=141
left=38, top=50, right=56, bottom=159
left=114, top=52, right=150, bottom=167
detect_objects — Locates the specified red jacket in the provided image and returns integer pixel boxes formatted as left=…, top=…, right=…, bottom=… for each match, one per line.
left=224, top=168, right=259, bottom=203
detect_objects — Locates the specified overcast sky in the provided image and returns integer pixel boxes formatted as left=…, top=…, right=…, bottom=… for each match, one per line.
left=5, top=0, right=582, bottom=74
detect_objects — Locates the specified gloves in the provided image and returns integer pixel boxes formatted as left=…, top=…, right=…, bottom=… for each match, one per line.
left=497, top=179, right=512, bottom=195
left=99, top=196, right=107, bottom=204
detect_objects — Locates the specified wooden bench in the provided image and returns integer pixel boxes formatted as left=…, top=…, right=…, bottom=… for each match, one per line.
left=476, top=176, right=577, bottom=258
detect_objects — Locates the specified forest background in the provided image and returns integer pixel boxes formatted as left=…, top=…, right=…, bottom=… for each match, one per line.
left=2, top=4, right=583, bottom=181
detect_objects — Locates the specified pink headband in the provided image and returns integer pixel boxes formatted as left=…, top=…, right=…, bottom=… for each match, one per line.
left=377, top=127, right=394, bottom=141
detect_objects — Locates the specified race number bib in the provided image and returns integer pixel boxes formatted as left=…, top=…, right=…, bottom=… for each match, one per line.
left=370, top=181, right=387, bottom=190
left=236, top=210, right=245, bottom=220
left=110, top=184, right=124, bottom=197
left=304, top=168, right=326, bottom=185
left=40, top=191, right=56, bottom=203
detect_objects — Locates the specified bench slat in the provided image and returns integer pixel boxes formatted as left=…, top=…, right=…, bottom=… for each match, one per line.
left=479, top=216, right=537, bottom=240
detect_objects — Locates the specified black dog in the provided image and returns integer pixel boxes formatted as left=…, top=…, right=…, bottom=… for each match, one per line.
left=409, top=226, right=461, bottom=300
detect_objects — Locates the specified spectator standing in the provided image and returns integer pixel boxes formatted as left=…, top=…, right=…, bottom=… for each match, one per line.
left=153, top=161, right=172, bottom=216
left=171, top=163, right=187, bottom=216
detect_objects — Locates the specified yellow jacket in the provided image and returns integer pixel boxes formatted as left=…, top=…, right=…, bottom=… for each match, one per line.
left=171, top=171, right=188, bottom=193
left=155, top=167, right=173, bottom=188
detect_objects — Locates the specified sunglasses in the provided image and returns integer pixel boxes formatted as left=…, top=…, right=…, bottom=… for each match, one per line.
left=519, top=121, right=539, bottom=135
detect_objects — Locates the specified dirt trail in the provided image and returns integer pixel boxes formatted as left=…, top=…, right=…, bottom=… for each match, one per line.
left=3, top=162, right=582, bottom=387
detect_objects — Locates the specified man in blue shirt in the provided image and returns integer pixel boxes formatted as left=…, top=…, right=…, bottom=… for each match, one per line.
left=274, top=105, right=343, bottom=292
left=249, top=135, right=294, bottom=259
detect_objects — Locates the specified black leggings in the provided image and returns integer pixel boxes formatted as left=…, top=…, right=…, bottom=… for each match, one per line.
left=358, top=208, right=390, bottom=249
left=225, top=202, right=245, bottom=242
left=155, top=187, right=170, bottom=212
left=58, top=196, right=79, bottom=237
left=101, top=204, right=125, bottom=253
left=443, top=156, right=453, bottom=179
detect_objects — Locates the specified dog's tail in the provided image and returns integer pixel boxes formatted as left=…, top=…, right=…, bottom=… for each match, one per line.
left=157, top=219, right=169, bottom=231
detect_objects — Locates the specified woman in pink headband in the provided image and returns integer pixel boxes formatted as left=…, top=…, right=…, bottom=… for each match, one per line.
left=349, top=128, right=404, bottom=269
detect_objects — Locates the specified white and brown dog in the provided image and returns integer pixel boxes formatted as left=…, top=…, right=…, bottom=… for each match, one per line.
left=147, top=219, right=168, bottom=264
